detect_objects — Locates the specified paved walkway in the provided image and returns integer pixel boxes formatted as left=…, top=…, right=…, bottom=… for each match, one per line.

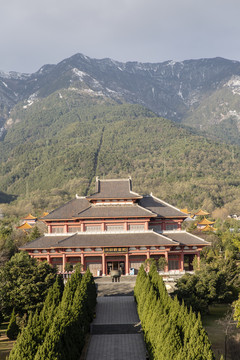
left=86, top=277, right=147, bottom=360
left=95, top=275, right=136, bottom=297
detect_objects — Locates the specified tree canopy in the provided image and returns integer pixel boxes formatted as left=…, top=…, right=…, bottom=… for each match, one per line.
left=0, top=251, right=57, bottom=317
left=174, top=256, right=240, bottom=314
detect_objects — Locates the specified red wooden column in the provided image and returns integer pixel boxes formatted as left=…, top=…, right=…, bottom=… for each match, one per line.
left=62, top=253, right=66, bottom=272
left=164, top=251, right=169, bottom=272
left=125, top=253, right=129, bottom=275
left=197, top=251, right=200, bottom=270
left=80, top=253, right=85, bottom=271
left=180, top=251, right=184, bottom=271
left=102, top=253, right=106, bottom=276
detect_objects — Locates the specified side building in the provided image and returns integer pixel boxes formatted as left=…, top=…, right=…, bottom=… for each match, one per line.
left=20, top=178, right=210, bottom=276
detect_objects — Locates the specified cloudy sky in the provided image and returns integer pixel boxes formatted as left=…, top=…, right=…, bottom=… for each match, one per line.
left=1, top=0, right=240, bottom=73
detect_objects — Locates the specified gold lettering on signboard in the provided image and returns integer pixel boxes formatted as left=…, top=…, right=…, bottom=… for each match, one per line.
left=104, top=247, right=127, bottom=253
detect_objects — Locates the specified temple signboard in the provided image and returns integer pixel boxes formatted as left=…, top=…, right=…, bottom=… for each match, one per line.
left=104, top=247, right=128, bottom=253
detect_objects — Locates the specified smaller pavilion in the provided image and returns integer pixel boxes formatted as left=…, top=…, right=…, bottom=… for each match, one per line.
left=197, top=218, right=216, bottom=231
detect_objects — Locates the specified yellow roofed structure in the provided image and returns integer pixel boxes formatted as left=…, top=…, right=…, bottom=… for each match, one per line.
left=41, top=212, right=49, bottom=217
left=180, top=208, right=191, bottom=215
left=201, top=225, right=217, bottom=232
left=22, top=213, right=37, bottom=220
left=17, top=223, right=32, bottom=231
left=194, top=209, right=210, bottom=216
left=198, top=218, right=215, bottom=225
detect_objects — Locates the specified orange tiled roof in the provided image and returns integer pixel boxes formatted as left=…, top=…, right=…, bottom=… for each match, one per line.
left=194, top=209, right=210, bottom=216
left=201, top=225, right=217, bottom=232
left=180, top=208, right=191, bottom=215
left=22, top=213, right=37, bottom=220
left=198, top=218, right=215, bottom=225
left=17, top=223, right=32, bottom=230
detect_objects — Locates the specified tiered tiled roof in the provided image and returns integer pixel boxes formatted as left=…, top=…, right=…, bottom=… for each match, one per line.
left=20, top=229, right=210, bottom=250
left=86, top=178, right=142, bottom=200
left=41, top=180, right=187, bottom=221
left=163, top=231, right=211, bottom=246
left=42, top=197, right=90, bottom=220
left=139, top=195, right=188, bottom=218
left=75, top=204, right=156, bottom=219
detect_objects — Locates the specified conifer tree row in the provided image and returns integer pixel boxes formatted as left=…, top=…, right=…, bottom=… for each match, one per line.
left=8, top=267, right=97, bottom=360
left=134, top=264, right=215, bottom=360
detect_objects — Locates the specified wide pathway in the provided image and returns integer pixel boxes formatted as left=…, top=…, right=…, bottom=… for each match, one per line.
left=86, top=277, right=147, bottom=360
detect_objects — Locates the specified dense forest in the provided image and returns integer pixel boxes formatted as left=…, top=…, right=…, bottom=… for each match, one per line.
left=1, top=89, right=240, bottom=217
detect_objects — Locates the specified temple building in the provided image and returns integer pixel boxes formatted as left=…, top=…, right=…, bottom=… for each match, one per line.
left=20, top=178, right=210, bottom=276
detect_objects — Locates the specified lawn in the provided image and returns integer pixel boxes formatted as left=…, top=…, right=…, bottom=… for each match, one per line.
left=0, top=322, right=15, bottom=360
left=202, top=304, right=240, bottom=360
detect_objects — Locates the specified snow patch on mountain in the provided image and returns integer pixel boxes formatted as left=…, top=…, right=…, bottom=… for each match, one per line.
left=0, top=71, right=30, bottom=80
left=1, top=81, right=8, bottom=88
left=72, top=68, right=87, bottom=80
left=23, top=92, right=38, bottom=109
left=225, top=76, right=240, bottom=95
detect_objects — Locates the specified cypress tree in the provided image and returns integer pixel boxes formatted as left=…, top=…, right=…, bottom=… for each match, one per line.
left=34, top=268, right=95, bottom=360
left=156, top=321, right=183, bottom=360
left=9, top=311, right=41, bottom=360
left=134, top=265, right=146, bottom=297
left=6, top=309, right=19, bottom=340
left=185, top=314, right=215, bottom=360
left=134, top=260, right=215, bottom=360
left=143, top=285, right=158, bottom=335
left=9, top=275, right=64, bottom=360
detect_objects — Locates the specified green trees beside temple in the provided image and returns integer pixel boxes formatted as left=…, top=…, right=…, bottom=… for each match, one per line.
left=134, top=265, right=215, bottom=360
left=174, top=256, right=239, bottom=314
left=8, top=267, right=97, bottom=360
left=0, top=252, right=57, bottom=317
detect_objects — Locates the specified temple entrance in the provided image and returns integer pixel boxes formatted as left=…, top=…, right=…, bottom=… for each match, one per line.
left=184, top=254, right=195, bottom=271
left=107, top=261, right=125, bottom=275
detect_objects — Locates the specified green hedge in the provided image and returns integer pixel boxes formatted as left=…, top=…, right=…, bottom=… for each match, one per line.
left=9, top=268, right=96, bottom=360
left=134, top=265, right=215, bottom=360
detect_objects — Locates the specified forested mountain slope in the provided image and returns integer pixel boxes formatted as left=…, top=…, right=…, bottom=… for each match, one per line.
left=0, top=89, right=240, bottom=213
left=1, top=54, right=240, bottom=145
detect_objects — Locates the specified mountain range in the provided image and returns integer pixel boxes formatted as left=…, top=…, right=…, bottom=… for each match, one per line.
left=1, top=54, right=240, bottom=144
left=1, top=53, right=240, bottom=214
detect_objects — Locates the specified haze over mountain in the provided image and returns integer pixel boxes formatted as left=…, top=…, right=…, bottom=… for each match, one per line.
left=1, top=54, right=240, bottom=144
